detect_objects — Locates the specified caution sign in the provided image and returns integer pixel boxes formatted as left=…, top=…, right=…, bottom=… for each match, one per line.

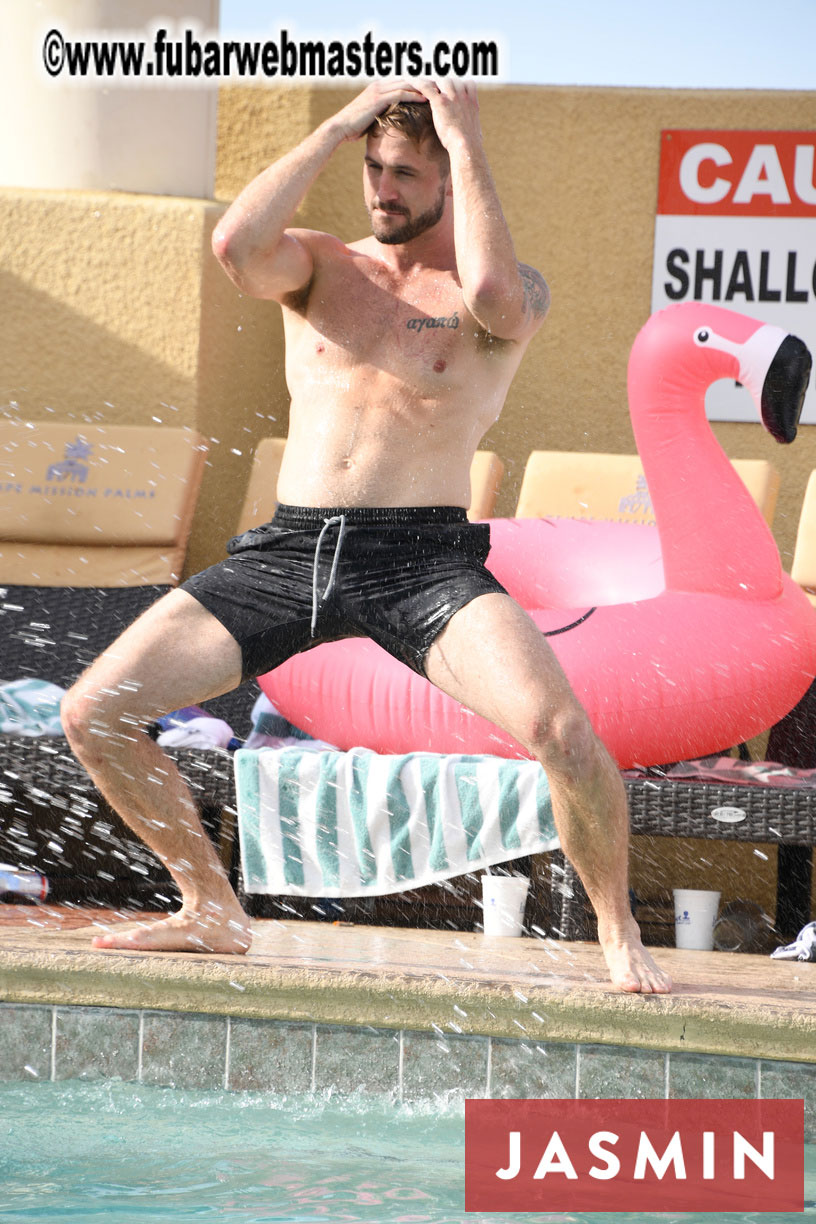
left=651, top=130, right=816, bottom=423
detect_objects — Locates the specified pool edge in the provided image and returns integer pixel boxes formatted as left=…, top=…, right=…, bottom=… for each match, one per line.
left=1, top=935, right=815, bottom=1065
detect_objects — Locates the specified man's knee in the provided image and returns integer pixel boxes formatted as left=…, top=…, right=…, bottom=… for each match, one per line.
left=61, top=675, right=146, bottom=755
left=61, top=679, right=103, bottom=751
left=521, top=701, right=598, bottom=777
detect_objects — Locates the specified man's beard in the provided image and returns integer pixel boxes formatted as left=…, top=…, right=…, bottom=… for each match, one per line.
left=370, top=184, right=446, bottom=245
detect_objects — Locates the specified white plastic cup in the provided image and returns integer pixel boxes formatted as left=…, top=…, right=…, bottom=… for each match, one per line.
left=673, top=888, right=721, bottom=951
left=481, top=874, right=530, bottom=937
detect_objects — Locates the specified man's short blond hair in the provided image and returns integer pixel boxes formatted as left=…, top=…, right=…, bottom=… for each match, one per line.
left=366, top=102, right=449, bottom=170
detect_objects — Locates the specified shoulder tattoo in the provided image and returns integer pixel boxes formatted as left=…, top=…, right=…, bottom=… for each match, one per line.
left=518, top=263, right=550, bottom=320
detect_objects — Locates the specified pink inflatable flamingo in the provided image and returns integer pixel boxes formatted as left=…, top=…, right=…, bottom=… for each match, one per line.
left=260, top=304, right=815, bottom=768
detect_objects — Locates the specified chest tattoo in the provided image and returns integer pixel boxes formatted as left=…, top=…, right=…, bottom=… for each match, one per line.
left=406, top=312, right=460, bottom=334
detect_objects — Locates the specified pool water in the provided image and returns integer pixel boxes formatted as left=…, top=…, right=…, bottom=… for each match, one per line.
left=0, top=1080, right=814, bottom=1224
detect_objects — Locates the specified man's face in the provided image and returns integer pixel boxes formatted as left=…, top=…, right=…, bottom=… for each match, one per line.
left=364, top=130, right=448, bottom=245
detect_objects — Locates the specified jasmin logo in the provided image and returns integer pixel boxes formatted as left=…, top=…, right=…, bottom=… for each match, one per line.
left=465, top=1098, right=803, bottom=1212
left=497, top=1124, right=773, bottom=1180
left=46, top=437, right=92, bottom=483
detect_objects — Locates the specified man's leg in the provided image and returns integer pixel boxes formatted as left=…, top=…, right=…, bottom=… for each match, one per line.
left=423, top=592, right=671, bottom=994
left=60, top=589, right=251, bottom=953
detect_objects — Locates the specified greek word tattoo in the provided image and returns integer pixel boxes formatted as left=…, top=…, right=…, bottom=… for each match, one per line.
left=518, top=263, right=550, bottom=319
left=406, top=312, right=460, bottom=333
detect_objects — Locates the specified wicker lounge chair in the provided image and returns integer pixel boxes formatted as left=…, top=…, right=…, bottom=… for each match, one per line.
left=0, top=422, right=246, bottom=907
left=553, top=774, right=816, bottom=941
left=754, top=469, right=816, bottom=934
left=0, top=425, right=514, bottom=918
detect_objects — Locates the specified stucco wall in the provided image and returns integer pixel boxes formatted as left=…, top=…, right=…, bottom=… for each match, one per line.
left=2, top=190, right=206, bottom=423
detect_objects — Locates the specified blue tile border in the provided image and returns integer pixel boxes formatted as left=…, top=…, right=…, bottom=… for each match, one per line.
left=0, top=1001, right=814, bottom=1135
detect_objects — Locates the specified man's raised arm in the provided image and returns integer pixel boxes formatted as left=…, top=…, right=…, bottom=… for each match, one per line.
left=212, top=81, right=424, bottom=301
left=420, top=80, right=549, bottom=341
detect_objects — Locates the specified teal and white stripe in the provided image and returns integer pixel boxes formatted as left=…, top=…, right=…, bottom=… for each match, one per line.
left=236, top=746, right=558, bottom=897
left=0, top=679, right=65, bottom=736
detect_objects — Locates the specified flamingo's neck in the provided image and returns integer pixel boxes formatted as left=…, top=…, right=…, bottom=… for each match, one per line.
left=630, top=373, right=782, bottom=600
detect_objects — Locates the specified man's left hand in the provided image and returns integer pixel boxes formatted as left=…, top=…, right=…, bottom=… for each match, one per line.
left=416, top=79, right=482, bottom=153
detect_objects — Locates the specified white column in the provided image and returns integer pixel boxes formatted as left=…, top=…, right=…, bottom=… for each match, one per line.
left=0, top=0, right=219, bottom=198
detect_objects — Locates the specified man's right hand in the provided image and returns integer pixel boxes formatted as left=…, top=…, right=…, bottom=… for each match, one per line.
left=332, top=81, right=426, bottom=142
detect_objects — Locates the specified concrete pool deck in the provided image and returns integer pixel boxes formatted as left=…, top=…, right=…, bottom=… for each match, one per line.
left=0, top=905, right=814, bottom=1064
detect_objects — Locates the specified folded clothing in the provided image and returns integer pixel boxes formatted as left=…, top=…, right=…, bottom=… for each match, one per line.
left=0, top=679, right=66, bottom=736
left=771, top=921, right=816, bottom=961
left=155, top=695, right=327, bottom=752
left=624, top=755, right=816, bottom=789
left=155, top=705, right=240, bottom=751
left=236, top=746, right=558, bottom=898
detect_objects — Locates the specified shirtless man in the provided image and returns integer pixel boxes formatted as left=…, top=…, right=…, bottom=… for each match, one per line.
left=61, top=79, right=671, bottom=994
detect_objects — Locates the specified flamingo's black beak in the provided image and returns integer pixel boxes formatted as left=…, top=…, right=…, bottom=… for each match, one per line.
left=762, top=334, right=811, bottom=444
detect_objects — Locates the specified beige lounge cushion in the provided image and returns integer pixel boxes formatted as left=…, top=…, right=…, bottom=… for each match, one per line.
left=792, top=470, right=816, bottom=606
left=0, top=422, right=206, bottom=586
left=515, top=450, right=779, bottom=526
left=235, top=437, right=287, bottom=534
left=467, top=451, right=504, bottom=521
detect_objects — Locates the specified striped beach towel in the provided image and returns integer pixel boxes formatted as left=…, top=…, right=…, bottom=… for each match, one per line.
left=235, top=746, right=558, bottom=897
left=0, top=680, right=65, bottom=736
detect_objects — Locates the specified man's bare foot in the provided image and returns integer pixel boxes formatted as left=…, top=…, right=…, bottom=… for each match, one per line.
left=91, top=903, right=252, bottom=955
left=598, top=918, right=672, bottom=993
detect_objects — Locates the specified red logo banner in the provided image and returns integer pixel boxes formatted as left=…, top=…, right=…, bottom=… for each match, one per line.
left=465, top=1098, right=803, bottom=1212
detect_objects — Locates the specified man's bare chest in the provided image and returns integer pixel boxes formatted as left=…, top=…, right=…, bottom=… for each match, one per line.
left=290, top=262, right=487, bottom=375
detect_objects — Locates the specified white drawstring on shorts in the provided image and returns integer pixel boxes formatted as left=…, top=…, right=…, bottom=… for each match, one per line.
left=311, top=514, right=347, bottom=636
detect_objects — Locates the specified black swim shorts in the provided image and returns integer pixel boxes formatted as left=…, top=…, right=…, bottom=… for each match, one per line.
left=180, top=504, right=508, bottom=681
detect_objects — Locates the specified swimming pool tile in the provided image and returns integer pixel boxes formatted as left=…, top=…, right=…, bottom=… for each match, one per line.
left=668, top=1051, right=758, bottom=1100
left=141, top=1011, right=228, bottom=1090
left=54, top=1006, right=140, bottom=1082
left=489, top=1038, right=577, bottom=1098
left=577, top=1044, right=666, bottom=1099
left=759, top=1059, right=816, bottom=1141
left=228, top=1018, right=313, bottom=1093
left=313, top=1024, right=400, bottom=1096
left=0, top=1004, right=52, bottom=1081
left=401, top=1029, right=489, bottom=1102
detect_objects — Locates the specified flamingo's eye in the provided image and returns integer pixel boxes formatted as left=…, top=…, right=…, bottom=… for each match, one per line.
left=695, top=328, right=710, bottom=343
